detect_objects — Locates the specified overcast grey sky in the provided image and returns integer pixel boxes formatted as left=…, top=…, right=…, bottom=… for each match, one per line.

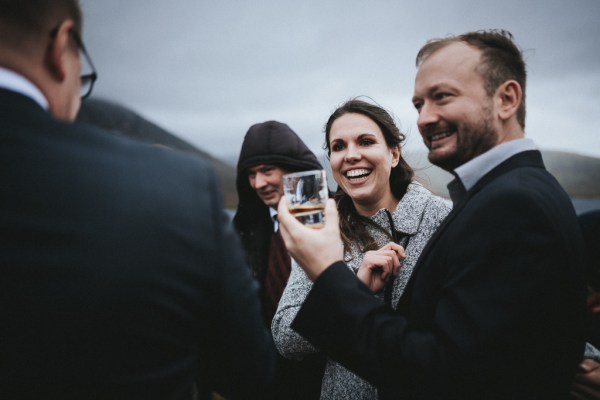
left=80, top=0, right=600, bottom=162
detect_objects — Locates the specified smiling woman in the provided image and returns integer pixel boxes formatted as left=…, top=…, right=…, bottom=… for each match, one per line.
left=272, top=98, right=452, bottom=400
left=328, top=112, right=401, bottom=216
left=323, top=99, right=420, bottom=255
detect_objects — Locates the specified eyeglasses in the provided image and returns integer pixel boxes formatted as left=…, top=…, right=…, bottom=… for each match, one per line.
left=71, top=30, right=97, bottom=100
left=50, top=27, right=98, bottom=100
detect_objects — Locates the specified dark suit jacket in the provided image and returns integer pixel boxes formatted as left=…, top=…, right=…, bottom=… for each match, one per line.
left=293, top=150, right=587, bottom=399
left=0, top=89, right=275, bottom=399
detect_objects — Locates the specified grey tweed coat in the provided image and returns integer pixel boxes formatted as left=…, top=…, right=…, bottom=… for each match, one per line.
left=272, top=182, right=452, bottom=399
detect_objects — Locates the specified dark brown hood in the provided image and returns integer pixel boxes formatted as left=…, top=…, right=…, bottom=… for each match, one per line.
left=234, top=121, right=322, bottom=230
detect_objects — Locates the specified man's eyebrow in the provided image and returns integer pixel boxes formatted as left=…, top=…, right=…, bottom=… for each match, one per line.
left=255, top=165, right=274, bottom=172
left=412, top=83, right=445, bottom=103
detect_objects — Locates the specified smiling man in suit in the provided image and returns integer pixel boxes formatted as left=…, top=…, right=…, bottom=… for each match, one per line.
left=276, top=30, right=587, bottom=399
left=0, top=1, right=274, bottom=399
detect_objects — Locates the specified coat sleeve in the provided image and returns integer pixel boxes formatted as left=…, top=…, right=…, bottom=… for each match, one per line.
left=271, top=259, right=320, bottom=359
left=292, top=184, right=586, bottom=396
left=204, top=174, right=276, bottom=399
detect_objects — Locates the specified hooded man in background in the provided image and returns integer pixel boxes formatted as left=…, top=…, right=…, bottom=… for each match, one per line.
left=234, top=120, right=325, bottom=399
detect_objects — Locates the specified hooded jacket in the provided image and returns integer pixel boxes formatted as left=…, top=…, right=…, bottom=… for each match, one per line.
left=233, top=121, right=322, bottom=298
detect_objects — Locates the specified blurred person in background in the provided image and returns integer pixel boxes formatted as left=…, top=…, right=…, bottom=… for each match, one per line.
left=233, top=120, right=325, bottom=399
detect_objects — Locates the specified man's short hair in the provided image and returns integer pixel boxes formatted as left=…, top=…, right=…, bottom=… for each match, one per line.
left=0, top=0, right=82, bottom=51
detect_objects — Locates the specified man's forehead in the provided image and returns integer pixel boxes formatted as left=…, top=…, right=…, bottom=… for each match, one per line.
left=417, top=42, right=481, bottom=75
left=248, top=164, right=282, bottom=173
left=413, top=42, right=482, bottom=93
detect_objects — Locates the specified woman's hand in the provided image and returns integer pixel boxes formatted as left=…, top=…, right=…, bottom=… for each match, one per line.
left=356, top=242, right=405, bottom=293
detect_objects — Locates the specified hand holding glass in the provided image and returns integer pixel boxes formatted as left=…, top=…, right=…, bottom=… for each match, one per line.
left=282, top=169, right=328, bottom=229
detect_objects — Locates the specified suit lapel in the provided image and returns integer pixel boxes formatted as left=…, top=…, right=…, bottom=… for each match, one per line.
left=399, top=150, right=546, bottom=305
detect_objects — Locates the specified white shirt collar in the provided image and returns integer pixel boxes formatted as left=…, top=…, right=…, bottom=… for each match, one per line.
left=454, top=138, right=537, bottom=191
left=0, top=67, right=49, bottom=110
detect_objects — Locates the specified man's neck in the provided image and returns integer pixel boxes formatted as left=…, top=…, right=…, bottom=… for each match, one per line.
left=453, top=138, right=537, bottom=191
left=0, top=66, right=48, bottom=110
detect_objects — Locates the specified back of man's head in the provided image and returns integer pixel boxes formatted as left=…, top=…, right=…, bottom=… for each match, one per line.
left=0, top=0, right=85, bottom=121
left=0, top=0, right=82, bottom=55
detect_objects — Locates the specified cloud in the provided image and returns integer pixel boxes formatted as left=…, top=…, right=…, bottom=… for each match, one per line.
left=81, top=0, right=600, bottom=160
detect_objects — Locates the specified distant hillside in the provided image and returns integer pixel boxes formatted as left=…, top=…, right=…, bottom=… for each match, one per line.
left=402, top=151, right=454, bottom=198
left=541, top=151, right=600, bottom=198
left=77, top=99, right=600, bottom=210
left=405, top=150, right=600, bottom=200
left=77, top=98, right=237, bottom=209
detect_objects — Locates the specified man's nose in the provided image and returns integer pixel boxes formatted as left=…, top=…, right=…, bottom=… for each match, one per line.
left=254, top=172, right=268, bottom=188
left=416, top=102, right=439, bottom=132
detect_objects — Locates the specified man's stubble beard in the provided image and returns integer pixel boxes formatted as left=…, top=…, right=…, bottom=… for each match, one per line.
left=429, top=103, right=498, bottom=172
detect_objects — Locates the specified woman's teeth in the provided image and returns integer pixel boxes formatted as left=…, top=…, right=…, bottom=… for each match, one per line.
left=346, top=169, right=370, bottom=179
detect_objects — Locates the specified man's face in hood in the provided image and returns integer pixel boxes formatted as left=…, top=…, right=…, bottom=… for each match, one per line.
left=248, top=164, right=290, bottom=209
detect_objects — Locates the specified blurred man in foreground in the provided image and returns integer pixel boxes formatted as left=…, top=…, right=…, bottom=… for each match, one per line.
left=0, top=1, right=274, bottom=398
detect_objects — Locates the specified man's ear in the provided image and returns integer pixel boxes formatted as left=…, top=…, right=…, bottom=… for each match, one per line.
left=44, top=19, right=75, bottom=82
left=496, top=80, right=522, bottom=121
